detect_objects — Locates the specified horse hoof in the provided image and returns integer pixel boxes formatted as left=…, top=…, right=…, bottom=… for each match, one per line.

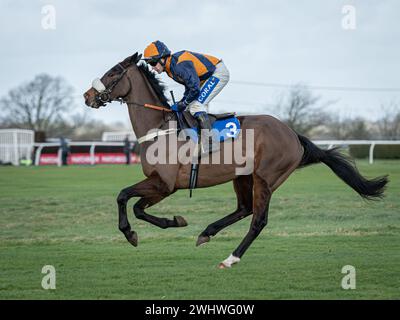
left=174, top=216, right=188, bottom=227
left=127, top=231, right=138, bottom=247
left=196, top=235, right=210, bottom=247
left=218, top=254, right=240, bottom=269
left=218, top=263, right=229, bottom=269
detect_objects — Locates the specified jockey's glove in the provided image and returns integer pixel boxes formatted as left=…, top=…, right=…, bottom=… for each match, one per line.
left=171, top=101, right=187, bottom=112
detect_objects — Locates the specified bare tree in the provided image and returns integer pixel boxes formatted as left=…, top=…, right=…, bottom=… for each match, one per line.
left=0, top=74, right=74, bottom=132
left=327, top=116, right=371, bottom=139
left=376, top=102, right=400, bottom=139
left=276, top=85, right=332, bottom=135
left=69, top=118, right=118, bottom=141
left=45, top=112, right=90, bottom=139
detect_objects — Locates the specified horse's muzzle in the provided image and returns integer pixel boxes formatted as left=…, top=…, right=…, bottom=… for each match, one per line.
left=83, top=89, right=100, bottom=108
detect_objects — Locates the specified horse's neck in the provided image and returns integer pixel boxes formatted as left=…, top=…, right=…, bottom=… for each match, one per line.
left=126, top=69, right=166, bottom=139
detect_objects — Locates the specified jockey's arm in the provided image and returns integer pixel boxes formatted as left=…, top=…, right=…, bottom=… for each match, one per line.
left=175, top=61, right=200, bottom=106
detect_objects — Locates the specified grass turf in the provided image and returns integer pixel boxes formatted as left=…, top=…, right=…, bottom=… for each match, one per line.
left=0, top=160, right=399, bottom=299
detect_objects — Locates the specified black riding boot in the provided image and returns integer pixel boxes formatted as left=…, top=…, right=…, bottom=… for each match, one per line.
left=195, top=112, right=219, bottom=153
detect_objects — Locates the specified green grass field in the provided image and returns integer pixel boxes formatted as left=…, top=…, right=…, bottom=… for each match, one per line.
left=0, top=160, right=399, bottom=299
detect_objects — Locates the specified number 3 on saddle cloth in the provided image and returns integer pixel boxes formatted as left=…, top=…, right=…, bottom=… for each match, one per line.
left=177, top=111, right=241, bottom=146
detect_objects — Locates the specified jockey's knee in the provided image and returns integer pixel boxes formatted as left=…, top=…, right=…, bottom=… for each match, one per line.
left=189, top=102, right=207, bottom=116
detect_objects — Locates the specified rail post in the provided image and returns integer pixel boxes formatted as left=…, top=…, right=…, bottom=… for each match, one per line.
left=369, top=143, right=376, bottom=164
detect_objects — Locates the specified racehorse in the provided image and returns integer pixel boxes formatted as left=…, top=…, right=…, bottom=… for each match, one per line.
left=83, top=52, right=388, bottom=268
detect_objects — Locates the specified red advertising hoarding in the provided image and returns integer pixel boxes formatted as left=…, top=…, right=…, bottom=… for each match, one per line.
left=39, top=153, right=140, bottom=165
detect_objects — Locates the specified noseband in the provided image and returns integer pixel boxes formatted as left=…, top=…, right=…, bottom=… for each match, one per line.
left=93, top=63, right=128, bottom=107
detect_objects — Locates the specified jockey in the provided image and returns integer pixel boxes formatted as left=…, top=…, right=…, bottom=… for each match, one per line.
left=143, top=40, right=230, bottom=139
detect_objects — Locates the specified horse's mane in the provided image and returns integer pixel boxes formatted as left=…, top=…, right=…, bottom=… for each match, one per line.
left=137, top=63, right=170, bottom=107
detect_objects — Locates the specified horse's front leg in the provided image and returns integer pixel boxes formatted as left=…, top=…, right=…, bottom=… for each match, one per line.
left=117, top=175, right=187, bottom=247
left=133, top=195, right=188, bottom=229
left=117, top=184, right=141, bottom=247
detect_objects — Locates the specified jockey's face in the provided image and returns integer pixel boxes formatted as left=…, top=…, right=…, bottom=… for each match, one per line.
left=152, top=58, right=165, bottom=74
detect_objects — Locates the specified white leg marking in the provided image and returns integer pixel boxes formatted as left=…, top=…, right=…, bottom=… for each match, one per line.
left=220, top=254, right=240, bottom=268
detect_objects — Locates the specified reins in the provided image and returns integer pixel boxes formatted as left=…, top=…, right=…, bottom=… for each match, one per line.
left=144, top=103, right=172, bottom=112
left=123, top=99, right=178, bottom=145
left=122, top=100, right=172, bottom=113
left=94, top=62, right=172, bottom=114
left=116, top=69, right=172, bottom=112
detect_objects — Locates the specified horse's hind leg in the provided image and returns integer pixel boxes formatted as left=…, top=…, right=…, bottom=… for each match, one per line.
left=219, top=174, right=271, bottom=268
left=196, top=175, right=253, bottom=246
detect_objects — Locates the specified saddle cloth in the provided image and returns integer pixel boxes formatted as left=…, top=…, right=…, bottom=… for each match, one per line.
left=177, top=111, right=241, bottom=143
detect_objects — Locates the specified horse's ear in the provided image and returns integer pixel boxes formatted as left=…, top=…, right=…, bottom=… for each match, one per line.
left=130, top=52, right=138, bottom=63
left=131, top=52, right=142, bottom=65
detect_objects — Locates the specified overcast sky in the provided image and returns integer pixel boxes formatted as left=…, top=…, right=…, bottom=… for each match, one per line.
left=1, top=0, right=399, bottom=127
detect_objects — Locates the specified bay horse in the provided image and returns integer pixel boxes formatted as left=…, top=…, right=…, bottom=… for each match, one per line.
left=83, top=52, right=388, bottom=268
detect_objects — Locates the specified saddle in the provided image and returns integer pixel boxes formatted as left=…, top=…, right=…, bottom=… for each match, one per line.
left=179, top=111, right=236, bottom=131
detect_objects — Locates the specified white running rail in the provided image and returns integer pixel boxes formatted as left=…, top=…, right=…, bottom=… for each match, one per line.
left=102, top=131, right=136, bottom=142
left=314, top=140, right=400, bottom=164
left=31, top=140, right=400, bottom=166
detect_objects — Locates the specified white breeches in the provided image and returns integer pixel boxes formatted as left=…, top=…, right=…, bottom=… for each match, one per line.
left=188, top=61, right=230, bottom=115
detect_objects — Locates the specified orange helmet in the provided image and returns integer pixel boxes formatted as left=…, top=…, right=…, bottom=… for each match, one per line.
left=143, top=41, right=171, bottom=65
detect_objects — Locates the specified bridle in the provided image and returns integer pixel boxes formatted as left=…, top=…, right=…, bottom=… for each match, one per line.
left=92, top=63, right=172, bottom=114
left=93, top=63, right=128, bottom=107
left=90, top=58, right=185, bottom=144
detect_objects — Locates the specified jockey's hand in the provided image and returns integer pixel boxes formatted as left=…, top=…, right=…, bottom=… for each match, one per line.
left=171, top=101, right=187, bottom=112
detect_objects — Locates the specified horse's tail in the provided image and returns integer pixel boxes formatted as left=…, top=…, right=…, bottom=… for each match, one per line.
left=297, top=134, right=388, bottom=200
